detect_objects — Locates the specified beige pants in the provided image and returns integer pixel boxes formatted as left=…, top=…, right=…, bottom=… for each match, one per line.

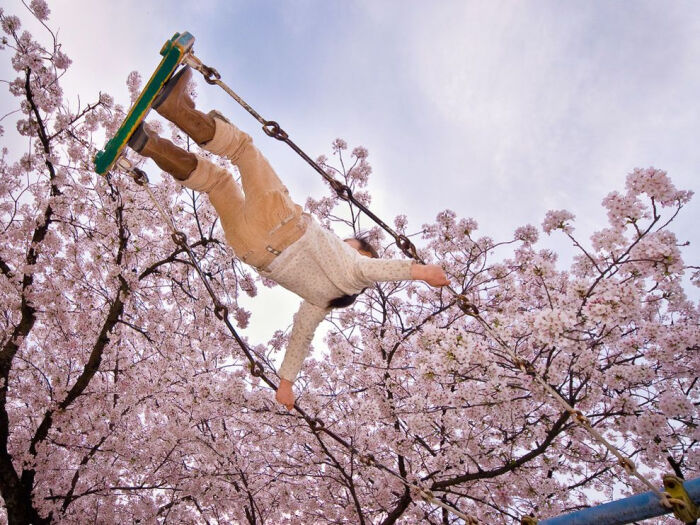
left=182, top=114, right=306, bottom=269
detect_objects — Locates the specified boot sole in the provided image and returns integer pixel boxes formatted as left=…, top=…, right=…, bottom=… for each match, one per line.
left=153, top=66, right=191, bottom=111
left=127, top=123, right=148, bottom=153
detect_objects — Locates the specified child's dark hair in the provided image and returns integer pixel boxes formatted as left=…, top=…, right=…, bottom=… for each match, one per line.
left=327, top=235, right=379, bottom=309
left=352, top=236, right=379, bottom=259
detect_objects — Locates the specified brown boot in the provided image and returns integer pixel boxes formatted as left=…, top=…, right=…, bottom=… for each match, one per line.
left=153, top=66, right=216, bottom=145
left=128, top=123, right=197, bottom=181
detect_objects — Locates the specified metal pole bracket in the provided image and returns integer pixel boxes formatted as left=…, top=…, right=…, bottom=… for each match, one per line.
left=664, top=475, right=700, bottom=523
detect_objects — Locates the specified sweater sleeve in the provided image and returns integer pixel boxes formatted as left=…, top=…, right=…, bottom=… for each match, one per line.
left=355, top=257, right=413, bottom=284
left=278, top=300, right=330, bottom=382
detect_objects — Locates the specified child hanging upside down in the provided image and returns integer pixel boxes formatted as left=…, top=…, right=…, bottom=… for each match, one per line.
left=128, top=67, right=450, bottom=410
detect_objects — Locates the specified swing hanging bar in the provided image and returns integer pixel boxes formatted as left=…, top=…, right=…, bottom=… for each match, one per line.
left=527, top=475, right=700, bottom=524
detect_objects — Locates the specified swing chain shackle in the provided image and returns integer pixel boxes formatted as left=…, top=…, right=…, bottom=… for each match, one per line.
left=116, top=157, right=150, bottom=186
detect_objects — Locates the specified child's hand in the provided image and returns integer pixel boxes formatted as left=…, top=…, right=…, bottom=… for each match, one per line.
left=423, top=265, right=450, bottom=287
left=275, top=379, right=295, bottom=410
left=411, top=263, right=450, bottom=287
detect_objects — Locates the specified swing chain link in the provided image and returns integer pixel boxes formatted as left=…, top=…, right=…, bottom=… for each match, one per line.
left=214, top=303, right=229, bottom=320
left=329, top=179, right=353, bottom=201
left=419, top=488, right=435, bottom=502
left=171, top=231, right=188, bottom=248
left=360, top=453, right=376, bottom=466
left=456, top=294, right=479, bottom=316
left=513, top=357, right=537, bottom=377
left=249, top=361, right=265, bottom=377
left=569, top=409, right=590, bottom=426
left=396, top=235, right=418, bottom=259
left=308, top=417, right=325, bottom=430
left=131, top=167, right=149, bottom=186
left=201, top=64, right=221, bottom=85
left=262, top=120, right=289, bottom=141
left=618, top=457, right=635, bottom=475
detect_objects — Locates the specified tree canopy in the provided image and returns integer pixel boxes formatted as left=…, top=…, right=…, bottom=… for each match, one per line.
left=0, top=3, right=697, bottom=524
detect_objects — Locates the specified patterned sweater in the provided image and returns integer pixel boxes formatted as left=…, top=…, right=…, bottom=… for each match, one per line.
left=259, top=217, right=413, bottom=382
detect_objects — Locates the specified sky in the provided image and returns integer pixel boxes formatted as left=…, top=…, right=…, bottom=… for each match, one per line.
left=3, top=0, right=699, bottom=342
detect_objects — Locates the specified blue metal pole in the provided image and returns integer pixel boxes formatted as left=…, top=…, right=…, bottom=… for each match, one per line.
left=539, top=477, right=700, bottom=525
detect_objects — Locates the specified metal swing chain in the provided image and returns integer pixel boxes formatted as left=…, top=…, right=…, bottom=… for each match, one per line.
left=182, top=53, right=479, bottom=319
left=181, top=53, right=669, bottom=507
left=183, top=55, right=670, bottom=500
left=114, top=158, right=479, bottom=524
left=118, top=162, right=262, bottom=370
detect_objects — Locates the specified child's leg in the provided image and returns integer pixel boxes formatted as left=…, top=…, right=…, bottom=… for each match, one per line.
left=179, top=158, right=248, bottom=253
left=151, top=68, right=303, bottom=264
left=152, top=66, right=291, bottom=203
left=153, top=67, right=216, bottom=145
left=201, top=115, right=301, bottom=234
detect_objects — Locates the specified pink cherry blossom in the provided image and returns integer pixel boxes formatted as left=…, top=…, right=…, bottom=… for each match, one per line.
left=29, top=0, right=50, bottom=21
left=126, top=70, right=142, bottom=103
left=542, top=209, right=575, bottom=234
left=331, top=137, right=347, bottom=153
left=515, top=224, right=539, bottom=244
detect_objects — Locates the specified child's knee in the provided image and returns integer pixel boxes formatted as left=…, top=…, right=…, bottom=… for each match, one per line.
left=202, top=115, right=253, bottom=162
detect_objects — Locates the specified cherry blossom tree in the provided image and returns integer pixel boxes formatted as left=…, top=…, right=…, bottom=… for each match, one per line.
left=1, top=3, right=698, bottom=524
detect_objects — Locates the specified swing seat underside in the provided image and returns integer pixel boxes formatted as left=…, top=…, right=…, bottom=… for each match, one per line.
left=93, top=31, right=194, bottom=175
